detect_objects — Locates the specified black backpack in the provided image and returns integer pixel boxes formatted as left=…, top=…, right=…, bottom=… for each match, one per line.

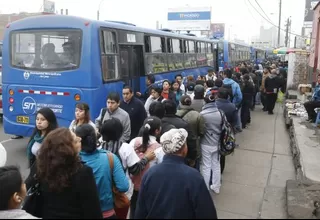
left=222, top=83, right=234, bottom=103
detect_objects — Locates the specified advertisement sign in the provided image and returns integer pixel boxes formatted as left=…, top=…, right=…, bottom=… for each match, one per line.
left=43, top=0, right=55, bottom=13
left=167, top=7, right=211, bottom=31
left=304, top=0, right=319, bottom=22
left=210, top=23, right=225, bottom=39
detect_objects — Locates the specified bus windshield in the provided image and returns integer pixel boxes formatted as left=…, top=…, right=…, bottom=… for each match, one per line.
left=11, top=29, right=82, bottom=72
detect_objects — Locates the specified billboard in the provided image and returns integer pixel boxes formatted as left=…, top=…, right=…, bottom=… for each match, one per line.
left=167, top=7, right=211, bottom=31
left=43, top=0, right=55, bottom=13
left=304, top=0, right=319, bottom=22
left=210, top=23, right=225, bottom=39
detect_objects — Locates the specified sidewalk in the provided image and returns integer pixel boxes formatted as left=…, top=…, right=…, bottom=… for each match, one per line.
left=213, top=104, right=296, bottom=219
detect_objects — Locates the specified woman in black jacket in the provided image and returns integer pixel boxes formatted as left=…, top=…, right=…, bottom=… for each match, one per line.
left=35, top=128, right=102, bottom=219
left=241, top=74, right=255, bottom=128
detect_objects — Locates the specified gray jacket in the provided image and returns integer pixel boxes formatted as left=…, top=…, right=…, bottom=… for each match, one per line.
left=0, top=210, right=40, bottom=219
left=200, top=102, right=223, bottom=147
left=95, top=107, right=131, bottom=142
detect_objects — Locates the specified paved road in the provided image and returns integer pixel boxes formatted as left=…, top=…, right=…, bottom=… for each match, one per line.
left=214, top=104, right=295, bottom=219
left=0, top=119, right=30, bottom=179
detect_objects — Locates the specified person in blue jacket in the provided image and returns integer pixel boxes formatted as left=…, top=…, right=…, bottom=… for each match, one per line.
left=304, top=74, right=320, bottom=123
left=135, top=128, right=217, bottom=219
left=222, top=69, right=243, bottom=132
left=75, top=124, right=129, bottom=219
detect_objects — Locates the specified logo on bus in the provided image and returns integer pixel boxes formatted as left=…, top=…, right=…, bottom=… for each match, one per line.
left=22, top=96, right=37, bottom=115
left=23, top=72, right=30, bottom=80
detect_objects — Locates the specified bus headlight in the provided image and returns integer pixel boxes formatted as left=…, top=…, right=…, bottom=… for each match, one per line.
left=9, top=106, right=13, bottom=112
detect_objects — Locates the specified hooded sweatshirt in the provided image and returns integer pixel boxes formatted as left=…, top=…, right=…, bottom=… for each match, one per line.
left=0, top=210, right=40, bottom=219
left=222, top=78, right=243, bottom=106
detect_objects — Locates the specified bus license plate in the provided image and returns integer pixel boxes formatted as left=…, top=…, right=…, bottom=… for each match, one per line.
left=17, top=116, right=29, bottom=124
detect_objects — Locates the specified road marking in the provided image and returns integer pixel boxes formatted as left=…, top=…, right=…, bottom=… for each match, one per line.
left=1, top=139, right=14, bottom=144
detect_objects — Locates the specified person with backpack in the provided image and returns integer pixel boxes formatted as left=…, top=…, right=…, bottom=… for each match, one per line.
left=222, top=69, right=243, bottom=132
left=128, top=117, right=162, bottom=219
left=200, top=94, right=224, bottom=194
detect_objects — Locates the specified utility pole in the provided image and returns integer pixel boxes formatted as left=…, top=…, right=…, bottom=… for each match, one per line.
left=277, top=0, right=282, bottom=47
left=288, top=17, right=292, bottom=46
left=285, top=17, right=291, bottom=47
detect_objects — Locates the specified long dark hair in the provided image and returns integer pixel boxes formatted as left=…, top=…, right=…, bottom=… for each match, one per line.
left=37, top=128, right=82, bottom=192
left=138, top=116, right=161, bottom=153
left=28, top=107, right=58, bottom=144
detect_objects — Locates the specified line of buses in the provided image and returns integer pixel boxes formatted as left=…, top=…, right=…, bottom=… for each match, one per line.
left=1, top=15, right=275, bottom=137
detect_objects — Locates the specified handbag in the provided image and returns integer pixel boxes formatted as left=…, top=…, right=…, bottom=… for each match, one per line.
left=107, top=152, right=130, bottom=208
left=21, top=182, right=43, bottom=218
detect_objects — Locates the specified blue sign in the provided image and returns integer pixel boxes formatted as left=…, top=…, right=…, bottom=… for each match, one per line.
left=211, top=23, right=225, bottom=39
left=168, top=11, right=211, bottom=21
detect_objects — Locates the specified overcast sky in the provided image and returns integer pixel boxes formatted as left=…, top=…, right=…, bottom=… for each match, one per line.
left=0, top=0, right=306, bottom=44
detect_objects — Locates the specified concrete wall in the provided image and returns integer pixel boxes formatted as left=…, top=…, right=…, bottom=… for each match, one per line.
left=287, top=52, right=310, bottom=90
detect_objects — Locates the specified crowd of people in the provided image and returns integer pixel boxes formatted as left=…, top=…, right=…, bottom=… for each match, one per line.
left=0, top=60, right=288, bottom=219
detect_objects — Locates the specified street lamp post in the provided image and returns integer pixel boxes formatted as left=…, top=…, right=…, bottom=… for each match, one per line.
left=97, top=0, right=105, bottom=20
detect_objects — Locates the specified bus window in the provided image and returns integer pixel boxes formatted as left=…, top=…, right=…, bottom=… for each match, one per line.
left=150, top=36, right=162, bottom=53
left=185, top=41, right=196, bottom=68
left=11, top=29, right=81, bottom=71
left=197, top=42, right=207, bottom=67
left=101, top=30, right=119, bottom=81
left=168, top=39, right=183, bottom=71
left=206, top=43, right=214, bottom=67
left=0, top=43, right=2, bottom=57
left=145, top=36, right=167, bottom=73
left=188, top=41, right=195, bottom=53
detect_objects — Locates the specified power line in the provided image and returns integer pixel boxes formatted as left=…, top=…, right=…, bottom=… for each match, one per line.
left=247, top=0, right=313, bottom=40
left=254, top=0, right=273, bottom=23
left=244, top=0, right=261, bottom=25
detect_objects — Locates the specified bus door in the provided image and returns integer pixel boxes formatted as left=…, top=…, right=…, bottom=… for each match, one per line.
left=119, top=45, right=144, bottom=92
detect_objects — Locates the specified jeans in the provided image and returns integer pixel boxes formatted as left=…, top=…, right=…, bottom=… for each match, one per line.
left=201, top=144, right=221, bottom=192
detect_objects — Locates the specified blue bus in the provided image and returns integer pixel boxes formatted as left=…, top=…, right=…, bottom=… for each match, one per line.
left=212, top=39, right=252, bottom=71
left=2, top=15, right=217, bottom=137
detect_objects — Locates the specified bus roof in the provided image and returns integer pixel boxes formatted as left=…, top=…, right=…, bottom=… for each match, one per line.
left=7, top=15, right=215, bottom=43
